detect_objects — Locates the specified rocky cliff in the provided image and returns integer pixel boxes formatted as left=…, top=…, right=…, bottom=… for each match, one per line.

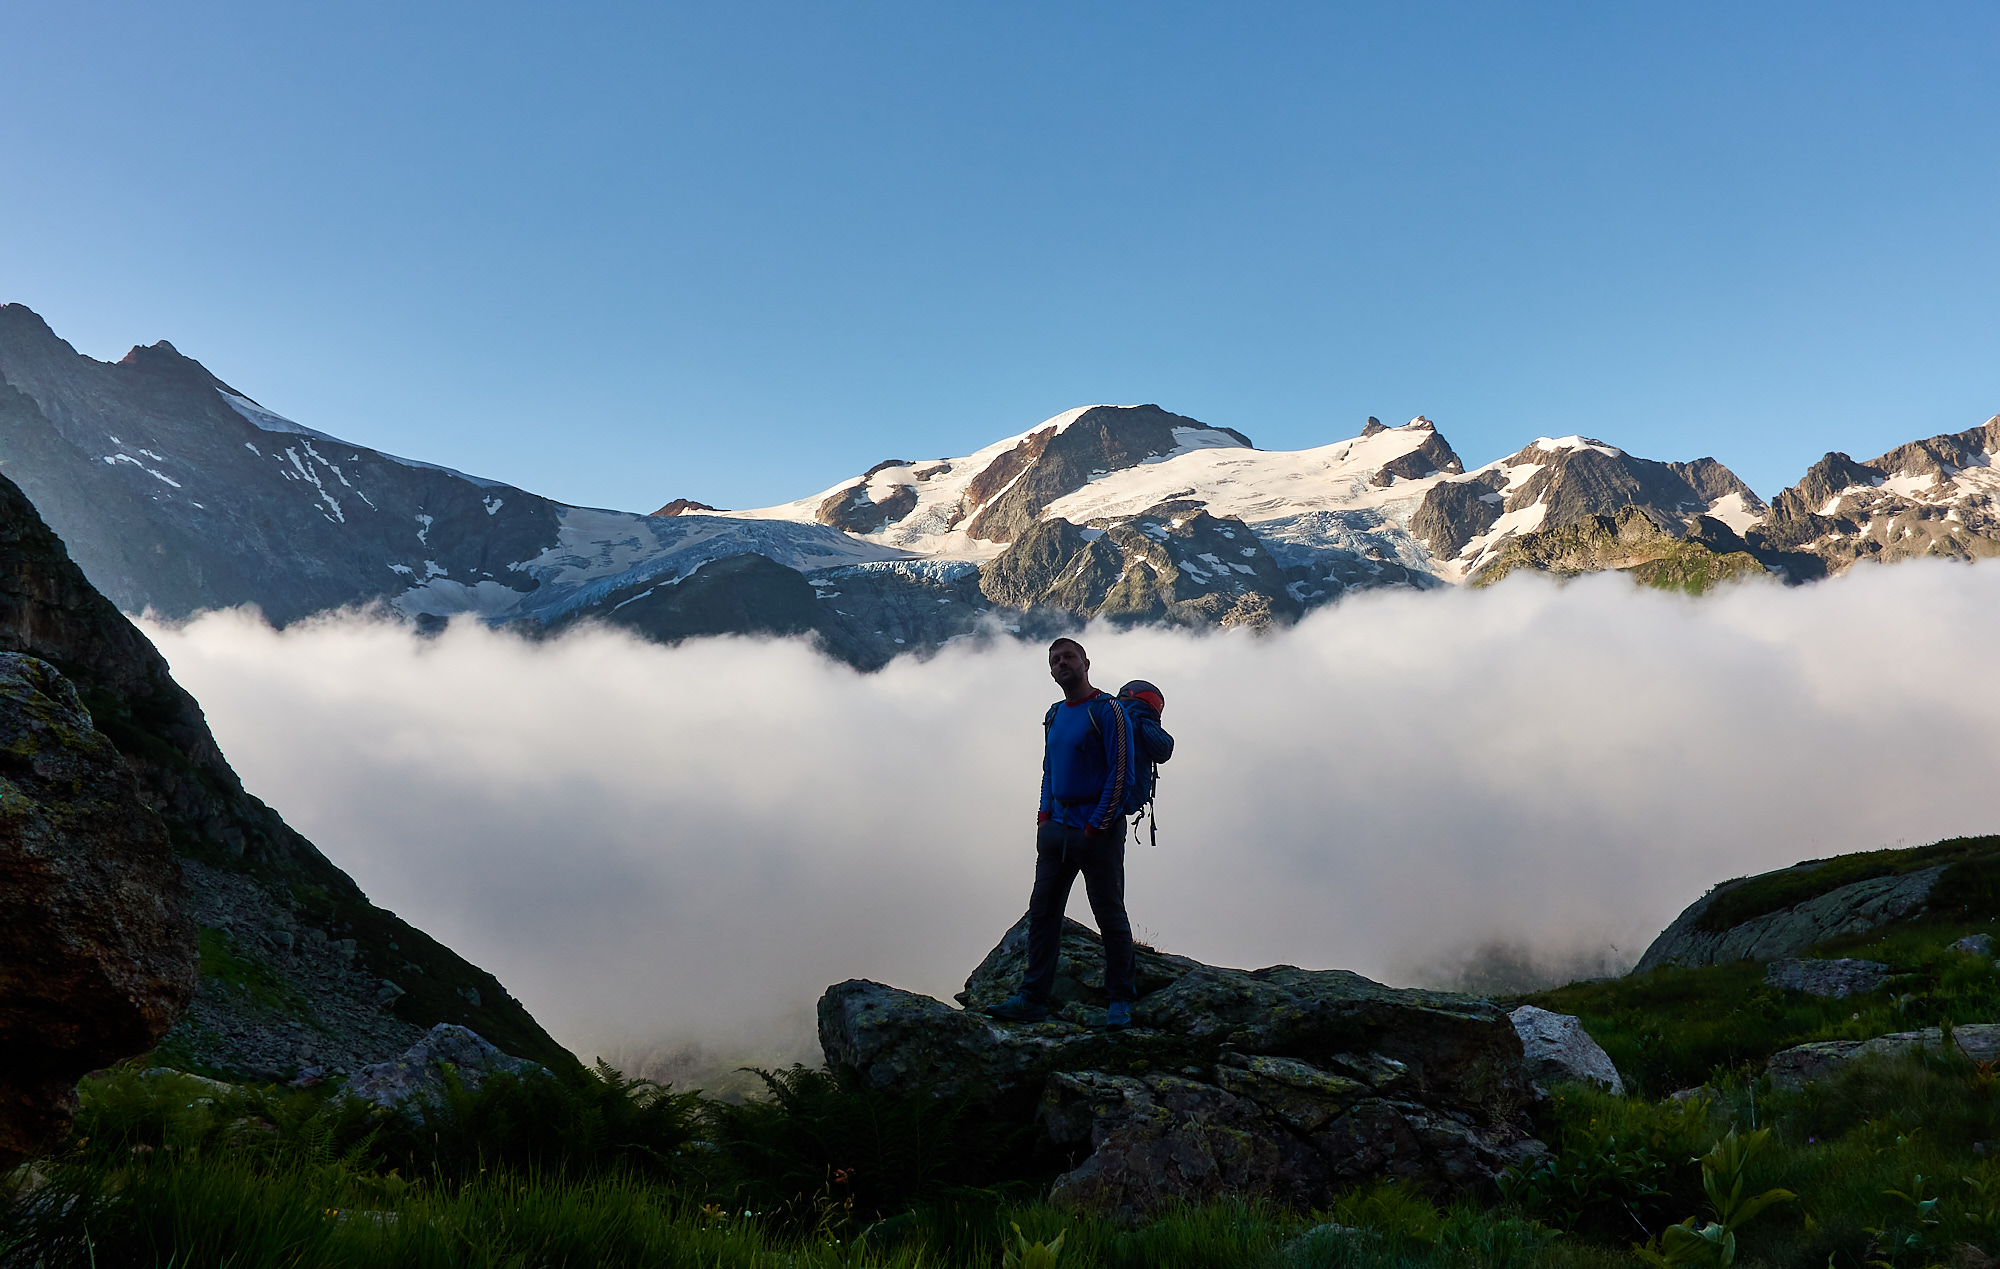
left=0, top=465, right=573, bottom=1081
left=0, top=653, right=197, bottom=1166
left=819, top=916, right=1542, bottom=1217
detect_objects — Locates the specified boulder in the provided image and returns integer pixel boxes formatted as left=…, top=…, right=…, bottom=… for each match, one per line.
left=1766, top=1023, right=2000, bottom=1090
left=1508, top=1006, right=1624, bottom=1094
left=820, top=917, right=1542, bottom=1215
left=0, top=653, right=198, bottom=1166
left=1953, top=935, right=1993, bottom=956
left=346, top=1023, right=546, bottom=1115
left=1764, top=957, right=1891, bottom=999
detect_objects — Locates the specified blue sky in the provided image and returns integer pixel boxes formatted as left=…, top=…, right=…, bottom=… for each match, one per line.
left=3, top=2, right=1996, bottom=511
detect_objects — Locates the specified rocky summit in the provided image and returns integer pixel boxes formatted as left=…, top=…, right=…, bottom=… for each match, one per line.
left=819, top=915, right=1543, bottom=1217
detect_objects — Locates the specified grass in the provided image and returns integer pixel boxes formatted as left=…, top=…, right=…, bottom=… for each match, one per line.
left=1517, top=917, right=2000, bottom=1097
left=197, top=926, right=316, bottom=1017
left=11, top=1048, right=2000, bottom=1267
left=15, top=882, right=2000, bottom=1266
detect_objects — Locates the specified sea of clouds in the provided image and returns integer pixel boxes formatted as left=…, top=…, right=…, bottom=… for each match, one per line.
left=139, top=560, right=2000, bottom=1077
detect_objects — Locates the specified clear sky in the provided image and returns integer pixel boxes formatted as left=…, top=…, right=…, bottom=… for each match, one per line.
left=3, top=2, right=1996, bottom=512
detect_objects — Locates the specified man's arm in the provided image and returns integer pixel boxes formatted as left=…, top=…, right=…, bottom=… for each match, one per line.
left=1087, top=698, right=1130, bottom=831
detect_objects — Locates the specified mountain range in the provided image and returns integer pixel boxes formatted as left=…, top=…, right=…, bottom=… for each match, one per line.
left=3, top=303, right=1996, bottom=667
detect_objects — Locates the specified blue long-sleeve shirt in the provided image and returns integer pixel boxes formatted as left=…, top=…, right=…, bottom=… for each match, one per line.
left=1039, top=692, right=1130, bottom=830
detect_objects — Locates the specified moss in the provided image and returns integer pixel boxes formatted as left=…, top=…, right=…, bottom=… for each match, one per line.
left=197, top=927, right=316, bottom=1019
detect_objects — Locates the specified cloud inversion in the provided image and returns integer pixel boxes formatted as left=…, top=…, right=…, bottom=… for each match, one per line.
left=140, top=560, right=2000, bottom=1068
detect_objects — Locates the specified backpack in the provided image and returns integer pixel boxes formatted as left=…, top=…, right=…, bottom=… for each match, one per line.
left=1043, top=686, right=1175, bottom=844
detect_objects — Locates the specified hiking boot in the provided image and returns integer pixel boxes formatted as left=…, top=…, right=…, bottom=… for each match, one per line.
left=1105, top=1001, right=1133, bottom=1030
left=984, top=993, right=1048, bottom=1023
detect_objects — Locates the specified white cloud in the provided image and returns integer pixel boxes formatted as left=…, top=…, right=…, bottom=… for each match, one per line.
left=138, top=560, right=2000, bottom=1069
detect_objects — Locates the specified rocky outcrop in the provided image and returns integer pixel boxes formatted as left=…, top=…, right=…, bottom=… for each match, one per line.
left=1635, top=864, right=1945, bottom=972
left=1469, top=507, right=1766, bottom=594
left=346, top=1023, right=545, bottom=1114
left=819, top=916, right=1541, bottom=1216
left=0, top=653, right=198, bottom=1166
left=650, top=499, right=723, bottom=517
left=818, top=482, right=920, bottom=535
left=1764, top=958, right=1891, bottom=999
left=1368, top=422, right=1464, bottom=487
left=0, top=464, right=573, bottom=1079
left=1509, top=1006, right=1623, bottom=1095
left=1766, top=1023, right=2000, bottom=1091
left=979, top=506, right=1301, bottom=632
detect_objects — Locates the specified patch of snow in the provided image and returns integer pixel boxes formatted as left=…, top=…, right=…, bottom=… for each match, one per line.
left=1530, top=436, right=1625, bottom=459
left=218, top=389, right=510, bottom=489
left=1704, top=491, right=1762, bottom=534
left=483, top=496, right=504, bottom=515
left=1880, top=471, right=1940, bottom=499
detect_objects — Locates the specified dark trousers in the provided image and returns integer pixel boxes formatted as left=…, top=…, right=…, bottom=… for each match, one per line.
left=1023, top=818, right=1136, bottom=1004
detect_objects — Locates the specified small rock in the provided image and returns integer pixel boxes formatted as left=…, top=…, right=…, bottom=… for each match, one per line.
left=376, top=980, right=406, bottom=1005
left=1767, top=1022, right=2000, bottom=1090
left=1509, top=1006, right=1624, bottom=1094
left=1765, top=957, right=1890, bottom=999
left=1953, top=935, right=1993, bottom=956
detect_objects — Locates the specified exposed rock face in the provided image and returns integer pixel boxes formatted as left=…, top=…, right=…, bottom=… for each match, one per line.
left=1369, top=423, right=1464, bottom=487
left=1469, top=507, right=1766, bottom=594
left=1508, top=1006, right=1623, bottom=1095
left=1751, top=416, right=2000, bottom=576
left=1764, top=957, right=1891, bottom=999
left=979, top=506, right=1301, bottom=631
left=0, top=653, right=198, bottom=1166
left=1414, top=438, right=1766, bottom=581
left=347, top=1023, right=545, bottom=1113
left=965, top=405, right=1254, bottom=544
left=820, top=916, right=1541, bottom=1216
left=1766, top=1023, right=2000, bottom=1091
left=650, top=499, right=723, bottom=517
left=0, top=465, right=572, bottom=1079
left=1635, top=865, right=1944, bottom=972
left=818, top=481, right=920, bottom=535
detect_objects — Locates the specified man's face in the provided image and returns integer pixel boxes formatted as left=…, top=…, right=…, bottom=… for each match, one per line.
left=1049, top=643, right=1088, bottom=690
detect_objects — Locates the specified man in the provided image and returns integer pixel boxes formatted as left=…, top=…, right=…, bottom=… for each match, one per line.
left=986, top=637, right=1138, bottom=1029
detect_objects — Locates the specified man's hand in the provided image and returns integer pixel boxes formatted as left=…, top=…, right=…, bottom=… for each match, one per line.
left=1085, top=821, right=1106, bottom=838
left=1037, top=811, right=1051, bottom=825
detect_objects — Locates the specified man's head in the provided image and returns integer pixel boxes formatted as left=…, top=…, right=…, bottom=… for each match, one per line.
left=1048, top=637, right=1090, bottom=696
